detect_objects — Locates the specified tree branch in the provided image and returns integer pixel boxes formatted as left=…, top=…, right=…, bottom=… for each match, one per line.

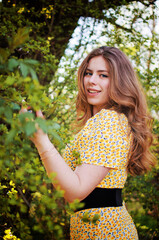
left=16, top=186, right=30, bottom=208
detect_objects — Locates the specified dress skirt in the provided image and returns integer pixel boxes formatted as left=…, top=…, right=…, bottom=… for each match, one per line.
left=70, top=204, right=138, bottom=240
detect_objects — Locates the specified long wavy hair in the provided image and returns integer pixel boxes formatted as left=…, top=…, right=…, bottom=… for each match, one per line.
left=76, top=46, right=156, bottom=176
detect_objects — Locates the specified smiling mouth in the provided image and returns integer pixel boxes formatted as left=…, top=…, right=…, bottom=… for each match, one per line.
left=88, top=89, right=101, bottom=93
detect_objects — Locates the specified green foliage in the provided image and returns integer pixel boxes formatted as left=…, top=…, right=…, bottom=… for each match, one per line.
left=80, top=212, right=100, bottom=224
left=123, top=166, right=159, bottom=239
left=72, top=150, right=82, bottom=166
left=0, top=27, right=30, bottom=64
left=0, top=27, right=74, bottom=239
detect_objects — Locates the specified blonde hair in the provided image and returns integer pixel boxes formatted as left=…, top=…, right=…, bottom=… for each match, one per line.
left=76, top=46, right=156, bottom=176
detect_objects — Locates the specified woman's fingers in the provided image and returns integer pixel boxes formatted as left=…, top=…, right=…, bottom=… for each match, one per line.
left=36, top=110, right=45, bottom=119
left=19, top=106, right=28, bottom=114
left=20, top=106, right=45, bottom=120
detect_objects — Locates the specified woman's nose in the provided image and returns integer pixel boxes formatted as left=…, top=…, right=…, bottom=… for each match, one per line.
left=88, top=74, right=97, bottom=84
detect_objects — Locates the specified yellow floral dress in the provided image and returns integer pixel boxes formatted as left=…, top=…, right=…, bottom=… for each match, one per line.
left=63, top=109, right=138, bottom=240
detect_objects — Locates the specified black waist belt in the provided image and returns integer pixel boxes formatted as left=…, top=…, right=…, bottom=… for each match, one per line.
left=75, top=188, right=123, bottom=212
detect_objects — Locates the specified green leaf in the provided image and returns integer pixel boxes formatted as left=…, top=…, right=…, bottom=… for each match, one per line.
left=23, top=121, right=36, bottom=136
left=5, top=76, right=16, bottom=85
left=23, top=59, right=39, bottom=65
left=69, top=199, right=84, bottom=211
left=29, top=68, right=38, bottom=80
left=5, top=128, right=17, bottom=144
left=36, top=118, right=47, bottom=133
left=19, top=112, right=34, bottom=123
left=11, top=27, right=30, bottom=51
left=91, top=214, right=100, bottom=224
left=20, top=62, right=29, bottom=78
left=8, top=58, right=19, bottom=71
left=48, top=122, right=61, bottom=131
left=4, top=106, right=12, bottom=120
left=11, top=102, right=21, bottom=111
left=81, top=212, right=90, bottom=223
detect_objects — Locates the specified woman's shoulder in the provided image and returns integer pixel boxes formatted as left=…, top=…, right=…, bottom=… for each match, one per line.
left=84, top=108, right=130, bottom=133
left=87, top=108, right=126, bottom=124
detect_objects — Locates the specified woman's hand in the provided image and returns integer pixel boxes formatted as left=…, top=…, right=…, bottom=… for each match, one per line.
left=19, top=107, right=52, bottom=154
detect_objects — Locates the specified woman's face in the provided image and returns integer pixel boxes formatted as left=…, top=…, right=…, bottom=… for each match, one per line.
left=84, top=56, right=110, bottom=115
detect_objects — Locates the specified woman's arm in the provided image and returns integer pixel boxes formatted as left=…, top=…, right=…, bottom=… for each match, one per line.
left=38, top=141, right=110, bottom=202
left=21, top=109, right=110, bottom=202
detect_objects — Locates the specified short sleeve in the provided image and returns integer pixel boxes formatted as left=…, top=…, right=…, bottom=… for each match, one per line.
left=77, top=109, right=130, bottom=169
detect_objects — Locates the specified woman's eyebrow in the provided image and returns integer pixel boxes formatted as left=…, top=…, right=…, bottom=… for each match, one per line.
left=97, top=70, right=109, bottom=73
left=86, top=68, right=109, bottom=73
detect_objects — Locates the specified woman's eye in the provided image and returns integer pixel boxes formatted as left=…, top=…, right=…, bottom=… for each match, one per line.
left=100, top=74, right=108, bottom=78
left=85, top=72, right=92, bottom=76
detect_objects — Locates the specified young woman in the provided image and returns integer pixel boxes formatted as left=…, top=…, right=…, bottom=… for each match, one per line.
left=21, top=46, right=155, bottom=239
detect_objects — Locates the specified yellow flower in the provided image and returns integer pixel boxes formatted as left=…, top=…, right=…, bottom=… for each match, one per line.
left=3, top=228, right=20, bottom=240
left=9, top=180, right=15, bottom=187
left=17, top=7, right=24, bottom=13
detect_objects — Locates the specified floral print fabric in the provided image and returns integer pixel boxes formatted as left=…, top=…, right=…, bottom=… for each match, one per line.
left=70, top=204, right=138, bottom=239
left=63, top=109, right=138, bottom=239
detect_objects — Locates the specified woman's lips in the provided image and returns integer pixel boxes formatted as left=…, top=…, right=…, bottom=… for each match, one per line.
left=87, top=89, right=101, bottom=96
